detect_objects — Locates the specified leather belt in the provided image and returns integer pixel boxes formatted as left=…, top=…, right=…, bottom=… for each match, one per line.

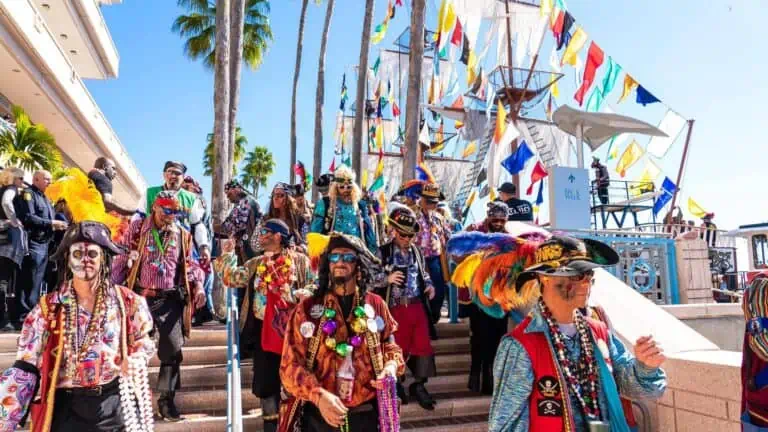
left=135, top=287, right=178, bottom=298
left=59, top=378, right=119, bottom=397
left=397, top=296, right=421, bottom=306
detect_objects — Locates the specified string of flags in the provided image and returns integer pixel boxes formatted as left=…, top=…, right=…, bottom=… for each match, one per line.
left=371, top=1, right=398, bottom=45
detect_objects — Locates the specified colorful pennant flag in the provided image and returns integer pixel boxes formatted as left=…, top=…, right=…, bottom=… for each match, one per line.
left=647, top=110, right=686, bottom=158
left=493, top=101, right=507, bottom=145
left=615, top=139, right=643, bottom=177
left=688, top=197, right=709, bottom=219
left=371, top=22, right=388, bottom=44
left=526, top=161, right=548, bottom=195
left=372, top=56, right=381, bottom=76
left=605, top=133, right=627, bottom=161
left=339, top=73, right=348, bottom=111
left=489, top=187, right=497, bottom=202
left=630, top=160, right=661, bottom=196
left=636, top=85, right=660, bottom=106
left=416, top=161, right=437, bottom=183
left=540, top=0, right=552, bottom=17
left=585, top=86, right=604, bottom=112
left=451, top=18, right=463, bottom=46
left=652, top=177, right=677, bottom=216
left=501, top=141, right=534, bottom=175
left=461, top=141, right=477, bottom=158
left=361, top=169, right=369, bottom=190
left=574, top=42, right=605, bottom=106
left=618, top=74, right=638, bottom=103
left=561, top=27, right=587, bottom=66
left=534, top=178, right=545, bottom=224
left=601, top=57, right=622, bottom=96
left=329, top=157, right=336, bottom=172
left=557, top=12, right=575, bottom=50
left=552, top=10, right=565, bottom=42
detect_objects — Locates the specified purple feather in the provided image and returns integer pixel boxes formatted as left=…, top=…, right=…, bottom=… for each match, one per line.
left=447, top=232, right=519, bottom=258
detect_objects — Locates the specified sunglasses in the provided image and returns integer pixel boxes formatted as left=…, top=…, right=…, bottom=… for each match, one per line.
left=396, top=230, right=414, bottom=239
left=338, top=184, right=353, bottom=190
left=165, top=170, right=183, bottom=177
left=160, top=208, right=181, bottom=216
left=329, top=253, right=357, bottom=264
left=259, top=228, right=275, bottom=236
left=564, top=273, right=595, bottom=283
left=273, top=193, right=287, bottom=199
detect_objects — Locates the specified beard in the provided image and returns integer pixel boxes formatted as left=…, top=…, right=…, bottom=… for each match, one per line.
left=332, top=274, right=353, bottom=286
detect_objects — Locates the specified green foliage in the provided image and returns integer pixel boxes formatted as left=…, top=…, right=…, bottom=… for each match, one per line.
left=172, top=0, right=273, bottom=70
left=0, top=105, right=62, bottom=172
left=240, top=145, right=274, bottom=196
left=202, top=126, right=248, bottom=176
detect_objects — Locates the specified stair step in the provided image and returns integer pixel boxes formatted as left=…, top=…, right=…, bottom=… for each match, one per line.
left=154, top=395, right=491, bottom=431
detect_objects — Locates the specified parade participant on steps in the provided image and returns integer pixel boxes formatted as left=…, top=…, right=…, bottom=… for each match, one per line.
left=217, top=180, right=262, bottom=263
left=415, top=182, right=450, bottom=324
left=373, top=207, right=438, bottom=411
left=279, top=232, right=404, bottom=432
left=214, top=219, right=315, bottom=432
left=112, top=191, right=207, bottom=422
left=489, top=235, right=667, bottom=432
left=310, top=166, right=377, bottom=254
left=0, top=221, right=155, bottom=432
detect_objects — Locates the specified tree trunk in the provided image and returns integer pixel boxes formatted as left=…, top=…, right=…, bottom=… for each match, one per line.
left=290, top=0, right=310, bottom=184
left=402, top=0, right=426, bottom=182
left=312, top=0, right=336, bottom=202
left=352, top=0, right=375, bottom=180
left=212, top=0, right=231, bottom=227
left=228, top=0, right=246, bottom=176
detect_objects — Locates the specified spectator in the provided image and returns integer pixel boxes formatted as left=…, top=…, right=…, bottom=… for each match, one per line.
left=88, top=157, right=135, bottom=216
left=496, top=182, right=533, bottom=222
left=0, top=167, right=26, bottom=331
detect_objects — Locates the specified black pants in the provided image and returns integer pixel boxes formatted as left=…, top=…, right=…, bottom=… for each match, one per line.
left=51, top=380, right=125, bottom=431
left=146, top=293, right=185, bottom=393
left=0, top=257, right=17, bottom=326
left=301, top=402, right=379, bottom=432
left=468, top=304, right=508, bottom=393
left=598, top=186, right=609, bottom=205
left=17, top=240, right=48, bottom=323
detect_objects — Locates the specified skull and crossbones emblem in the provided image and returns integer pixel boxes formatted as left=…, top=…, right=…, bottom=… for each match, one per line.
left=537, top=376, right=560, bottom=398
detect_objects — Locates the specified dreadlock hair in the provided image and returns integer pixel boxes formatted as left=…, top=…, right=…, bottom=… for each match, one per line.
left=56, top=248, right=115, bottom=292
left=313, top=250, right=378, bottom=301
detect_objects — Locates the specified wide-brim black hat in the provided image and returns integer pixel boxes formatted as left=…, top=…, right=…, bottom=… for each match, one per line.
left=389, top=207, right=421, bottom=235
left=515, top=235, right=619, bottom=289
left=51, top=221, right=126, bottom=261
left=326, top=232, right=381, bottom=266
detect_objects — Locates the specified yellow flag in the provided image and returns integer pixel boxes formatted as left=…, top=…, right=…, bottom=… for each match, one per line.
left=493, top=101, right=507, bottom=144
left=618, top=74, right=639, bottom=103
left=540, top=0, right=552, bottom=17
left=375, top=123, right=383, bottom=149
left=361, top=170, right=369, bottom=189
left=462, top=141, right=477, bottom=158
left=688, top=197, right=708, bottom=218
left=441, top=4, right=457, bottom=34
left=561, top=27, right=588, bottom=67
left=466, top=50, right=478, bottom=85
left=375, top=156, right=384, bottom=178
left=630, top=160, right=660, bottom=196
left=550, top=75, right=560, bottom=98
left=615, top=140, right=643, bottom=178
left=465, top=189, right=477, bottom=209
left=490, top=188, right=497, bottom=202
left=436, top=0, right=447, bottom=41
left=609, top=145, right=619, bottom=160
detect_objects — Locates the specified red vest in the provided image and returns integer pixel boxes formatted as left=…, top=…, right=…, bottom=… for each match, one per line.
left=511, top=315, right=612, bottom=432
left=742, top=333, right=768, bottom=426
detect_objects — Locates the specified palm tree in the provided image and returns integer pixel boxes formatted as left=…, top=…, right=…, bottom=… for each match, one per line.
left=290, top=0, right=310, bottom=184
left=0, top=105, right=62, bottom=172
left=203, top=126, right=248, bottom=176
left=171, top=0, right=272, bottom=70
left=402, top=0, right=426, bottom=181
left=211, top=0, right=231, bottom=227
left=227, top=0, right=247, bottom=175
left=352, top=0, right=375, bottom=179
left=313, top=0, right=336, bottom=201
left=240, top=145, right=275, bottom=197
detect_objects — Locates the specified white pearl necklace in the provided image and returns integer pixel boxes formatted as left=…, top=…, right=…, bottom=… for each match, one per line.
left=119, top=354, right=153, bottom=432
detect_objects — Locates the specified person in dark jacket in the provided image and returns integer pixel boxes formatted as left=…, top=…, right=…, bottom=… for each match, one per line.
left=373, top=206, right=438, bottom=410
left=497, top=182, right=533, bottom=222
left=592, top=156, right=610, bottom=205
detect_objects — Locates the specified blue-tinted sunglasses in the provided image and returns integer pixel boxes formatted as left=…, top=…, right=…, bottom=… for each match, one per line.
left=329, top=253, right=357, bottom=264
left=160, top=208, right=181, bottom=216
left=260, top=228, right=275, bottom=236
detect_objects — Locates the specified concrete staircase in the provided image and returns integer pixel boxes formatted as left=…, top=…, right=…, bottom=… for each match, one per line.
left=0, top=319, right=490, bottom=431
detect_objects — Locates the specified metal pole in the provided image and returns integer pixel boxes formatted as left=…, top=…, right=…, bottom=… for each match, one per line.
left=669, top=119, right=695, bottom=213
left=504, top=0, right=514, bottom=85
left=576, top=122, right=584, bottom=168
left=226, top=275, right=242, bottom=432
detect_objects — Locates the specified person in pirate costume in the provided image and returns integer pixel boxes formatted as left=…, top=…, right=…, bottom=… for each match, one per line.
left=0, top=221, right=155, bottom=432
left=214, top=219, right=315, bottom=432
left=310, top=166, right=377, bottom=254
left=293, top=183, right=314, bottom=243
left=217, top=179, right=262, bottom=263
left=315, top=173, right=334, bottom=199
left=279, top=232, right=405, bottom=431
left=372, top=206, right=438, bottom=410
left=740, top=277, right=768, bottom=430
left=488, top=235, right=667, bottom=432
left=415, top=182, right=451, bottom=324
left=112, top=190, right=207, bottom=421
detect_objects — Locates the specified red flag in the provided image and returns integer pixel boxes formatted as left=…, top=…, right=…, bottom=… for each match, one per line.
left=574, top=42, right=605, bottom=106
left=551, top=10, right=565, bottom=40
left=526, top=161, right=548, bottom=195
left=329, top=157, right=336, bottom=172
left=451, top=19, right=463, bottom=46
left=392, top=102, right=400, bottom=117
left=395, top=0, right=402, bottom=5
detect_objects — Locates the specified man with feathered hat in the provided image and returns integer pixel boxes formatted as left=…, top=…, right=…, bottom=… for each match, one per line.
left=0, top=221, right=155, bottom=431
left=373, top=206, right=438, bottom=410
left=112, top=190, right=207, bottom=421
left=214, top=219, right=315, bottom=432
left=279, top=232, right=404, bottom=431
left=310, top=166, right=377, bottom=254
left=488, top=235, right=667, bottom=432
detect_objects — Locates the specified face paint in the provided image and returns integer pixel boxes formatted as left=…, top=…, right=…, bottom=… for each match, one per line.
left=69, top=242, right=102, bottom=281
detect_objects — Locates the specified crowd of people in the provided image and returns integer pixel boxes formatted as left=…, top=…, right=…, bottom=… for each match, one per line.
left=0, top=155, right=673, bottom=432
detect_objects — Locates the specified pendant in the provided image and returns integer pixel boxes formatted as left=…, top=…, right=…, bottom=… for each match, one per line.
left=364, top=304, right=375, bottom=319
left=300, top=322, right=316, bottom=338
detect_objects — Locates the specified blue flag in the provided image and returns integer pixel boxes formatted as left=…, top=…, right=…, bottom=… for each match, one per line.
left=501, top=141, right=534, bottom=175
left=535, top=178, right=545, bottom=206
left=636, top=85, right=660, bottom=106
left=653, top=176, right=677, bottom=216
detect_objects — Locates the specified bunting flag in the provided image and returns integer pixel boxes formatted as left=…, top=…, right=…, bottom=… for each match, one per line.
left=339, top=73, right=348, bottom=111
left=432, top=121, right=446, bottom=153
left=526, top=161, right=548, bottom=195
left=371, top=21, right=389, bottom=44
left=342, top=155, right=351, bottom=167
left=534, top=179, right=545, bottom=224
left=636, top=85, right=660, bottom=106
left=618, top=74, right=638, bottom=103
left=460, top=34, right=470, bottom=64
left=437, top=1, right=457, bottom=54
left=493, top=101, right=507, bottom=145
left=369, top=175, right=385, bottom=192
left=374, top=121, right=383, bottom=149
left=557, top=12, right=575, bottom=50
left=451, top=18, right=463, bottom=46
left=461, top=141, right=477, bottom=158
left=361, top=170, right=369, bottom=190
left=450, top=94, right=464, bottom=109
left=561, top=27, right=587, bottom=66
left=615, top=139, right=643, bottom=177
left=375, top=147, right=384, bottom=178
left=489, top=187, right=497, bottom=202
left=466, top=50, right=478, bottom=85
left=688, top=197, right=708, bottom=218
left=329, top=157, right=336, bottom=172
left=601, top=57, right=622, bottom=96
left=585, top=86, right=604, bottom=112
left=605, top=133, right=627, bottom=161
left=392, top=101, right=400, bottom=117
left=540, top=0, right=552, bottom=17
left=551, top=10, right=565, bottom=42
left=501, top=141, right=534, bottom=175
left=647, top=110, right=686, bottom=158
left=416, top=161, right=437, bottom=183
left=652, top=177, right=677, bottom=216
left=372, top=56, right=381, bottom=76
left=630, top=159, right=661, bottom=196
left=574, top=42, right=605, bottom=105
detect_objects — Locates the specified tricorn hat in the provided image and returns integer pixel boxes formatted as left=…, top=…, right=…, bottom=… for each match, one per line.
left=51, top=221, right=126, bottom=261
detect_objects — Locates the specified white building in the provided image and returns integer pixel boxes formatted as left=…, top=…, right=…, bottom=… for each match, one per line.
left=0, top=0, right=145, bottom=204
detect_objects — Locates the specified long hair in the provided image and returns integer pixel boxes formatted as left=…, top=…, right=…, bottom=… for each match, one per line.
left=56, top=249, right=114, bottom=292
left=313, top=253, right=378, bottom=301
left=268, top=191, right=301, bottom=238
left=0, top=167, right=23, bottom=187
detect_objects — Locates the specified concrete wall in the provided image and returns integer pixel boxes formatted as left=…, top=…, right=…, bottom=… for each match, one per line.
left=662, top=304, right=744, bottom=351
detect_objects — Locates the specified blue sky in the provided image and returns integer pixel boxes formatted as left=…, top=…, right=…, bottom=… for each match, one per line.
left=88, top=0, right=761, bottom=229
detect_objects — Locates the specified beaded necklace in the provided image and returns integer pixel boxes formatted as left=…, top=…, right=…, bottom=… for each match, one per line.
left=539, top=298, right=602, bottom=421
left=148, top=227, right=177, bottom=276
left=63, top=281, right=107, bottom=380
left=320, top=289, right=375, bottom=357
left=255, top=252, right=296, bottom=299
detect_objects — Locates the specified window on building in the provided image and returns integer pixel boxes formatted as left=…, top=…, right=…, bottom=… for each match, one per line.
left=753, top=235, right=768, bottom=268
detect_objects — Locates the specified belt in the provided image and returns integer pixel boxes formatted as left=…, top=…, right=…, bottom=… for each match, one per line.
left=58, top=378, right=119, bottom=397
left=135, top=287, right=179, bottom=298
left=396, top=296, right=421, bottom=306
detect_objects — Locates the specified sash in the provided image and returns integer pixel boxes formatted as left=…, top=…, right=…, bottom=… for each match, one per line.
left=594, top=343, right=631, bottom=432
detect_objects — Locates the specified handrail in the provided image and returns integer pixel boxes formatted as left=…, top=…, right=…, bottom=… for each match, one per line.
left=224, top=256, right=243, bottom=432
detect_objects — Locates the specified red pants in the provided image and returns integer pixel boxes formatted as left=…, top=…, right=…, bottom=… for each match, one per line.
left=391, top=303, right=433, bottom=357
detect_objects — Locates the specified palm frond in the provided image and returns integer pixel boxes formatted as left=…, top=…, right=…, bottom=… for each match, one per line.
left=176, top=0, right=212, bottom=14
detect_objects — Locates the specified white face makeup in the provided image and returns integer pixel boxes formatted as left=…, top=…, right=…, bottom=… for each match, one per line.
left=69, top=242, right=102, bottom=281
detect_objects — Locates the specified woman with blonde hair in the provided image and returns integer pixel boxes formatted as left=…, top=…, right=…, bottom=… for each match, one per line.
left=0, top=166, right=26, bottom=330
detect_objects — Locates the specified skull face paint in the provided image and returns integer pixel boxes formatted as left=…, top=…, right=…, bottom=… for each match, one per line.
left=69, top=242, right=102, bottom=281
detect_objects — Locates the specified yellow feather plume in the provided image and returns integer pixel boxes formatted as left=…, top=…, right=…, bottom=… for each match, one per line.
left=451, top=253, right=483, bottom=288
left=307, top=233, right=331, bottom=259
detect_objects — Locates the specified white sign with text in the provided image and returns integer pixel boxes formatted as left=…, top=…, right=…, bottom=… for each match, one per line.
left=548, top=166, right=591, bottom=230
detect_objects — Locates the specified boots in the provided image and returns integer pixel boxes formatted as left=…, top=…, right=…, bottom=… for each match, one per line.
left=481, top=363, right=494, bottom=395
left=263, top=419, right=278, bottom=432
left=409, top=382, right=435, bottom=411
left=467, top=371, right=481, bottom=393
left=157, top=391, right=182, bottom=422
left=397, top=381, right=409, bottom=405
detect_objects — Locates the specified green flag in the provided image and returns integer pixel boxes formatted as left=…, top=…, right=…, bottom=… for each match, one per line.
left=585, top=86, right=604, bottom=112
left=601, top=57, right=622, bottom=96
left=372, top=56, right=381, bottom=76
left=369, top=175, right=385, bottom=192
